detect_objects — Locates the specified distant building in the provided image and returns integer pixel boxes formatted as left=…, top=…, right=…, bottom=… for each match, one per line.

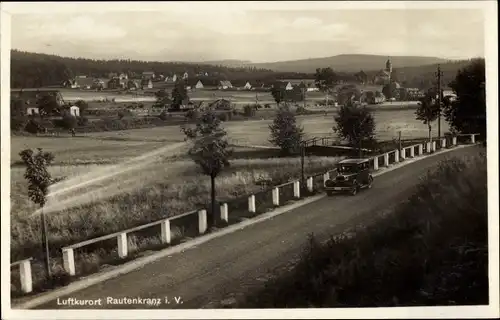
left=141, top=79, right=153, bottom=89
left=142, top=71, right=155, bottom=80
left=243, top=82, right=252, bottom=90
left=182, top=72, right=189, bottom=80
left=195, top=80, right=204, bottom=89
left=26, top=107, right=40, bottom=115
left=69, top=105, right=80, bottom=117
left=218, top=80, right=233, bottom=90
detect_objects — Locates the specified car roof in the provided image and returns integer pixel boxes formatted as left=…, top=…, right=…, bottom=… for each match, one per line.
left=338, top=158, right=370, bottom=164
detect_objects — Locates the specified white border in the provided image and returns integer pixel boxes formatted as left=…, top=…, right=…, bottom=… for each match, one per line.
left=1, top=1, right=498, bottom=319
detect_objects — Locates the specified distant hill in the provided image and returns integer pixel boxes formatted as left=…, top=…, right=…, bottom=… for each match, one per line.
left=246, top=54, right=451, bottom=73
left=201, top=59, right=253, bottom=68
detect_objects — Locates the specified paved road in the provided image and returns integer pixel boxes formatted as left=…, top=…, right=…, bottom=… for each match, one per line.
left=34, top=146, right=480, bottom=310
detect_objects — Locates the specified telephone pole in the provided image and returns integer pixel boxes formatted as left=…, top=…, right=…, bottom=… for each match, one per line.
left=436, top=64, right=443, bottom=140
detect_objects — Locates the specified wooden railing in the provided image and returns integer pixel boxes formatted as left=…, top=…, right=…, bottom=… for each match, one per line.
left=12, top=133, right=480, bottom=291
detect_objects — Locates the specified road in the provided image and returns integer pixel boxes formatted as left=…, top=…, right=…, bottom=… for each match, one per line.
left=33, top=146, right=480, bottom=309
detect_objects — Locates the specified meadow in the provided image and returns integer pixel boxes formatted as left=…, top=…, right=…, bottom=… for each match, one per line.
left=10, top=108, right=447, bottom=165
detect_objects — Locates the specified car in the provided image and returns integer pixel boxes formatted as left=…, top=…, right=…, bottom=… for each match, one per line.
left=324, top=158, right=373, bottom=196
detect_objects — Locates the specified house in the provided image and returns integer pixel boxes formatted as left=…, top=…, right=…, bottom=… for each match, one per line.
left=26, top=107, right=40, bottom=115
left=108, top=78, right=122, bottom=89
left=69, top=105, right=80, bottom=117
left=74, top=77, right=95, bottom=90
left=63, top=79, right=78, bottom=89
left=209, top=99, right=232, bottom=110
left=142, top=71, right=155, bottom=80
left=127, top=80, right=141, bottom=90
left=118, top=73, right=128, bottom=80
left=218, top=80, right=233, bottom=90
left=93, top=78, right=109, bottom=90
left=182, top=72, right=189, bottom=80
left=195, top=80, right=204, bottom=89
left=141, top=79, right=153, bottom=89
left=243, top=82, right=252, bottom=90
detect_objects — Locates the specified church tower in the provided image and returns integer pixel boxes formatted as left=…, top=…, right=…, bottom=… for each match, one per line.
left=385, top=57, right=392, bottom=83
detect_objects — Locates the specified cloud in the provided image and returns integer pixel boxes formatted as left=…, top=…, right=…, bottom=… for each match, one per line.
left=21, top=14, right=127, bottom=41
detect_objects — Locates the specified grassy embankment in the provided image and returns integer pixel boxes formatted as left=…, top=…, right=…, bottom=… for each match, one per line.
left=10, top=149, right=344, bottom=296
left=239, top=150, right=488, bottom=307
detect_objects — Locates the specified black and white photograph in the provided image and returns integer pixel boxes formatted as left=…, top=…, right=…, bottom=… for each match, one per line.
left=1, top=1, right=498, bottom=319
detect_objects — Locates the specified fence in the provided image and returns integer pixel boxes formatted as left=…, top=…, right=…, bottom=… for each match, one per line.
left=11, top=133, right=480, bottom=294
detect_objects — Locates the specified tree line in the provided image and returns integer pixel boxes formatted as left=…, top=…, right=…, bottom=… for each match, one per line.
left=10, top=50, right=314, bottom=88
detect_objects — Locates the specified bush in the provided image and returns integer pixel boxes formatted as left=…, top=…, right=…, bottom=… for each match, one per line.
left=239, top=153, right=488, bottom=307
left=117, top=111, right=125, bottom=119
left=77, top=116, right=89, bottom=126
left=185, top=109, right=200, bottom=121
left=24, top=118, right=44, bottom=134
left=11, top=116, right=28, bottom=131
left=264, top=104, right=272, bottom=109
left=158, top=110, right=169, bottom=121
left=295, top=106, right=307, bottom=114
left=62, top=114, right=78, bottom=130
left=243, top=104, right=257, bottom=117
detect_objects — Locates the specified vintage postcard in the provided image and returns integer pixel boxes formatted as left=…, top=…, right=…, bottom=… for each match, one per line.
left=1, top=1, right=498, bottom=319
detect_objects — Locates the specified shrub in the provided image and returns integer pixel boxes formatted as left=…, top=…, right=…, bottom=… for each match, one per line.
left=25, top=118, right=44, bottom=134
left=295, top=106, right=307, bottom=114
left=77, top=116, right=89, bottom=126
left=11, top=116, right=28, bottom=131
left=158, top=110, right=169, bottom=121
left=117, top=111, right=125, bottom=119
left=218, top=112, right=229, bottom=122
left=62, top=114, right=78, bottom=130
left=185, top=109, right=200, bottom=121
left=264, top=104, right=272, bottom=109
left=243, top=104, right=257, bottom=117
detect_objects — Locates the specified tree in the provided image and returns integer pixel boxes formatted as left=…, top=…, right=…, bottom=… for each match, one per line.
left=36, top=93, right=60, bottom=118
left=445, top=59, right=486, bottom=137
left=269, top=105, right=304, bottom=155
left=74, top=100, right=89, bottom=116
left=382, top=82, right=398, bottom=100
left=62, top=114, right=78, bottom=132
left=333, top=104, right=376, bottom=157
left=19, top=148, right=56, bottom=279
left=171, top=82, right=188, bottom=111
left=270, top=86, right=283, bottom=107
left=337, top=84, right=361, bottom=106
left=415, top=92, right=440, bottom=142
left=153, top=89, right=171, bottom=109
left=181, top=110, right=232, bottom=228
left=315, top=67, right=337, bottom=105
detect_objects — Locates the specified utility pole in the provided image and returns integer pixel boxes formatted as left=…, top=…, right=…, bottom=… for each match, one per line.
left=436, top=64, right=443, bottom=140
left=398, top=131, right=402, bottom=153
left=300, top=142, right=305, bottom=188
left=40, top=207, right=51, bottom=278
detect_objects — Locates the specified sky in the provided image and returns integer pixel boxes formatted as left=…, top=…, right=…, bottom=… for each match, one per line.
left=9, top=4, right=486, bottom=63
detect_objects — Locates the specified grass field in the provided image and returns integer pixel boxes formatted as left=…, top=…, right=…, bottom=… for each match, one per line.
left=10, top=108, right=447, bottom=165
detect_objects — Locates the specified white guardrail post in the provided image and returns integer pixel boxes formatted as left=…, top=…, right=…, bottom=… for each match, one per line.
left=293, top=181, right=300, bottom=198
left=410, top=146, right=415, bottom=158
left=426, top=142, right=431, bottom=153
left=160, top=219, right=171, bottom=244
left=432, top=141, right=437, bottom=152
left=62, top=248, right=76, bottom=276
left=323, top=172, right=330, bottom=185
left=384, top=153, right=389, bottom=167
left=248, top=195, right=256, bottom=213
left=441, top=138, right=446, bottom=148
left=373, top=156, right=379, bottom=170
left=394, top=150, right=400, bottom=163
left=18, top=260, right=33, bottom=293
left=470, top=134, right=476, bottom=144
left=306, top=177, right=314, bottom=192
left=401, top=148, right=406, bottom=160
left=272, top=187, right=280, bottom=206
left=117, top=233, right=128, bottom=258
left=198, top=209, right=207, bottom=234
left=418, top=144, right=423, bottom=155
left=452, top=136, right=457, bottom=146
left=220, top=203, right=228, bottom=223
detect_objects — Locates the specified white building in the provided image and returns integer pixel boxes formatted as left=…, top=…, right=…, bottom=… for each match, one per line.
left=70, top=105, right=80, bottom=117
left=243, top=82, right=252, bottom=90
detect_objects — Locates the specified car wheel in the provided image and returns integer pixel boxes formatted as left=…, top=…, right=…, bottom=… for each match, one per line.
left=368, top=176, right=373, bottom=189
left=350, top=182, right=358, bottom=196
